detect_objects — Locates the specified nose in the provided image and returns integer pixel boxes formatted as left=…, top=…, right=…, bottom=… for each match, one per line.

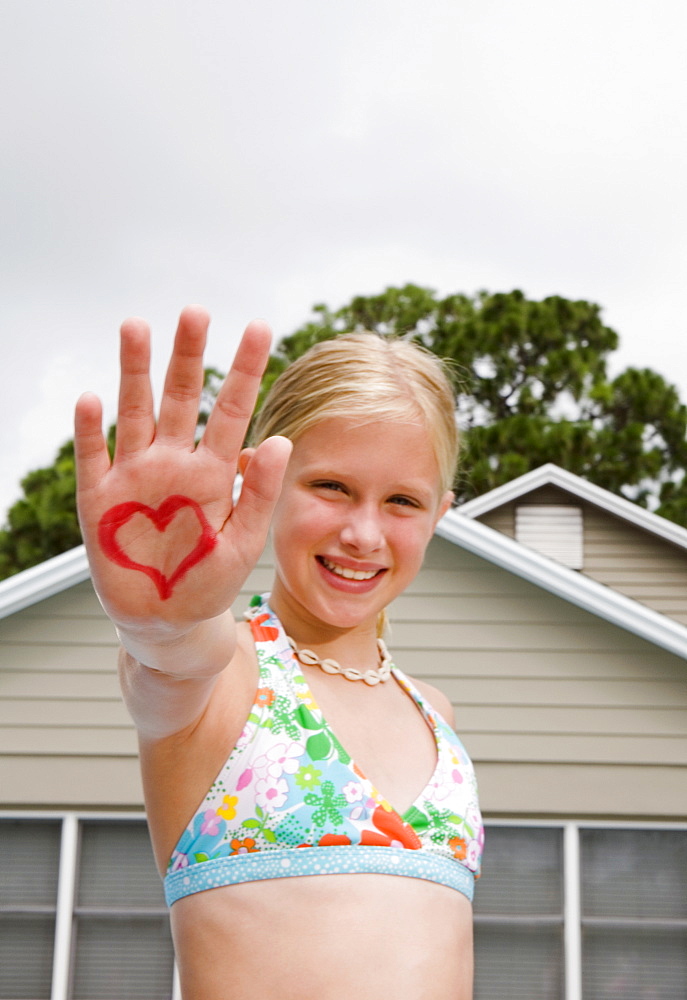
left=339, top=503, right=383, bottom=554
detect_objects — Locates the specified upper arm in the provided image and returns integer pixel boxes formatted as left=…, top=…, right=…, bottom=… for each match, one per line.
left=122, top=629, right=260, bottom=871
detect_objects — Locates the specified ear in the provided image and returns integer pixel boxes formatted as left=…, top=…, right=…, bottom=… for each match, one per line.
left=238, top=447, right=256, bottom=478
left=434, top=491, right=454, bottom=526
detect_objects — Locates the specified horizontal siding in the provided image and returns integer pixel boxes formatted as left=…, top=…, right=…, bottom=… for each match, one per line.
left=476, top=486, right=578, bottom=539
left=0, top=569, right=274, bottom=806
left=439, top=676, right=687, bottom=708
left=1, top=727, right=138, bottom=754
left=391, top=591, right=595, bottom=623
left=454, top=704, right=687, bottom=735
left=583, top=504, right=687, bottom=624
left=390, top=621, right=645, bottom=652
left=30, top=583, right=111, bottom=616
left=0, top=577, right=134, bottom=800
left=1, top=615, right=117, bottom=644
left=476, top=506, right=515, bottom=537
left=0, top=671, right=120, bottom=698
left=0, top=756, right=144, bottom=807
left=387, top=536, right=687, bottom=817
left=398, top=649, right=686, bottom=680
left=1, top=535, right=686, bottom=819
left=478, top=763, right=687, bottom=819
left=469, top=734, right=687, bottom=766
left=0, top=699, right=131, bottom=726
left=1, top=643, right=122, bottom=673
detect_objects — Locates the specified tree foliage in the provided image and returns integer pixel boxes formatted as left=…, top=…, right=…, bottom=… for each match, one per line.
left=1, top=286, right=686, bottom=581
left=0, top=428, right=115, bottom=580
left=0, top=440, right=81, bottom=579
left=268, top=285, right=687, bottom=520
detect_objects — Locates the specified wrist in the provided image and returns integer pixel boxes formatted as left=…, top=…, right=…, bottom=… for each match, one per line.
left=115, top=612, right=236, bottom=677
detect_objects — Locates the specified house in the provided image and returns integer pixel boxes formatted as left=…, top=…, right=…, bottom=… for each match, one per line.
left=1, top=464, right=685, bottom=999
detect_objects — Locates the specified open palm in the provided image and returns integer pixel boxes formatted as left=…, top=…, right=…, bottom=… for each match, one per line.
left=74, top=307, right=291, bottom=634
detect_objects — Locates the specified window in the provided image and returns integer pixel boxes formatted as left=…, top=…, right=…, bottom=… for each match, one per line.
left=473, top=822, right=687, bottom=1000
left=0, top=814, right=176, bottom=1000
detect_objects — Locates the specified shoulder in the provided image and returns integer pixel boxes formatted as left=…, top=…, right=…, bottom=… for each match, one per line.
left=407, top=676, right=455, bottom=727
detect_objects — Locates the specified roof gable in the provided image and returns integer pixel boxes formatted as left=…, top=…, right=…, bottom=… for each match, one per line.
left=458, top=463, right=687, bottom=554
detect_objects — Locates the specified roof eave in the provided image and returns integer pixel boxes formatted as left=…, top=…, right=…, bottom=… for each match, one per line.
left=0, top=545, right=90, bottom=619
left=437, top=509, right=687, bottom=662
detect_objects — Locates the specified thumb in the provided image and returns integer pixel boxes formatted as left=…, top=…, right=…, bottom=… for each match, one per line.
left=229, top=435, right=292, bottom=538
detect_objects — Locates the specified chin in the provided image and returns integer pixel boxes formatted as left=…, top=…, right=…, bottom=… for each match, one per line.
left=319, top=591, right=390, bottom=630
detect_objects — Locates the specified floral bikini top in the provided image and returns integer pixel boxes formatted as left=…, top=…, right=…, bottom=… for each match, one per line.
left=164, top=596, right=483, bottom=906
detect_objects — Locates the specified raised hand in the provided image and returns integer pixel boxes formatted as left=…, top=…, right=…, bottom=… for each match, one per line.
left=75, top=307, right=292, bottom=641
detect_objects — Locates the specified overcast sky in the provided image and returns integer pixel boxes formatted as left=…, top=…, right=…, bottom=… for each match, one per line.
left=2, top=0, right=687, bottom=521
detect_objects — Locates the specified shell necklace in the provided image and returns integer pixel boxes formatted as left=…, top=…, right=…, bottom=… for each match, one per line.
left=287, top=636, right=393, bottom=686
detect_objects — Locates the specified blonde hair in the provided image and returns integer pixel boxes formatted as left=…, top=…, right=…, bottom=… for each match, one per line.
left=251, top=332, right=459, bottom=493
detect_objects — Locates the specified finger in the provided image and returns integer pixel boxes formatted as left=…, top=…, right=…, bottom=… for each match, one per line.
left=156, top=305, right=211, bottom=445
left=227, top=435, right=292, bottom=545
left=74, top=392, right=111, bottom=493
left=199, top=319, right=272, bottom=463
left=114, top=318, right=155, bottom=460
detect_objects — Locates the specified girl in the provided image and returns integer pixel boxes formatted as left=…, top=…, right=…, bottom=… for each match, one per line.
left=75, top=305, right=483, bottom=999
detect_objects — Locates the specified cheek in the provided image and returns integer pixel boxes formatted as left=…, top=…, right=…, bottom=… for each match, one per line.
left=271, top=496, right=334, bottom=554
left=391, top=519, right=435, bottom=567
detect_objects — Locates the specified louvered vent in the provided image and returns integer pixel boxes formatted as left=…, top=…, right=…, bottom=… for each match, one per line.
left=514, top=505, right=583, bottom=569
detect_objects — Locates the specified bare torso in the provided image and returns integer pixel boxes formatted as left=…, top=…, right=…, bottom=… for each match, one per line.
left=171, top=874, right=474, bottom=999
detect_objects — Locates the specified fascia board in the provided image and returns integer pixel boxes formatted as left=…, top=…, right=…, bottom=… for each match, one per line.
left=0, top=546, right=90, bottom=619
left=458, top=463, right=687, bottom=553
left=436, top=510, right=687, bottom=662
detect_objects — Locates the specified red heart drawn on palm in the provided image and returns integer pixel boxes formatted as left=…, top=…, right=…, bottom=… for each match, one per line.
left=97, top=495, right=217, bottom=600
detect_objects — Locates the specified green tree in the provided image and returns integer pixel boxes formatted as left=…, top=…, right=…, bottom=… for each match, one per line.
left=268, top=285, right=687, bottom=520
left=0, top=427, right=115, bottom=580
left=2, top=286, right=686, bottom=581
left=0, top=440, right=81, bottom=579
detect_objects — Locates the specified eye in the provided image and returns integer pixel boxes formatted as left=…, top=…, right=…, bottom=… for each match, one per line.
left=388, top=494, right=420, bottom=508
left=311, top=480, right=346, bottom=494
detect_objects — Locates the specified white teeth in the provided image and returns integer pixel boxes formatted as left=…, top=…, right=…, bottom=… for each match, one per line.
left=321, top=558, right=378, bottom=581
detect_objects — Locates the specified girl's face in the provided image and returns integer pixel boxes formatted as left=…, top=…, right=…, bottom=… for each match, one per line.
left=267, top=417, right=453, bottom=638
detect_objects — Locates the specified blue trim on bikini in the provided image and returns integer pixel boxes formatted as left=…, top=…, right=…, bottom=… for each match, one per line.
left=165, top=845, right=475, bottom=905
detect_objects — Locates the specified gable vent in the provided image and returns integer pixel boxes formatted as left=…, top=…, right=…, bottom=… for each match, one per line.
left=515, top=505, right=583, bottom=569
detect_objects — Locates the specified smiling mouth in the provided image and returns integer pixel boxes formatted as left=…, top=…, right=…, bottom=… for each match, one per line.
left=318, top=557, right=384, bottom=581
